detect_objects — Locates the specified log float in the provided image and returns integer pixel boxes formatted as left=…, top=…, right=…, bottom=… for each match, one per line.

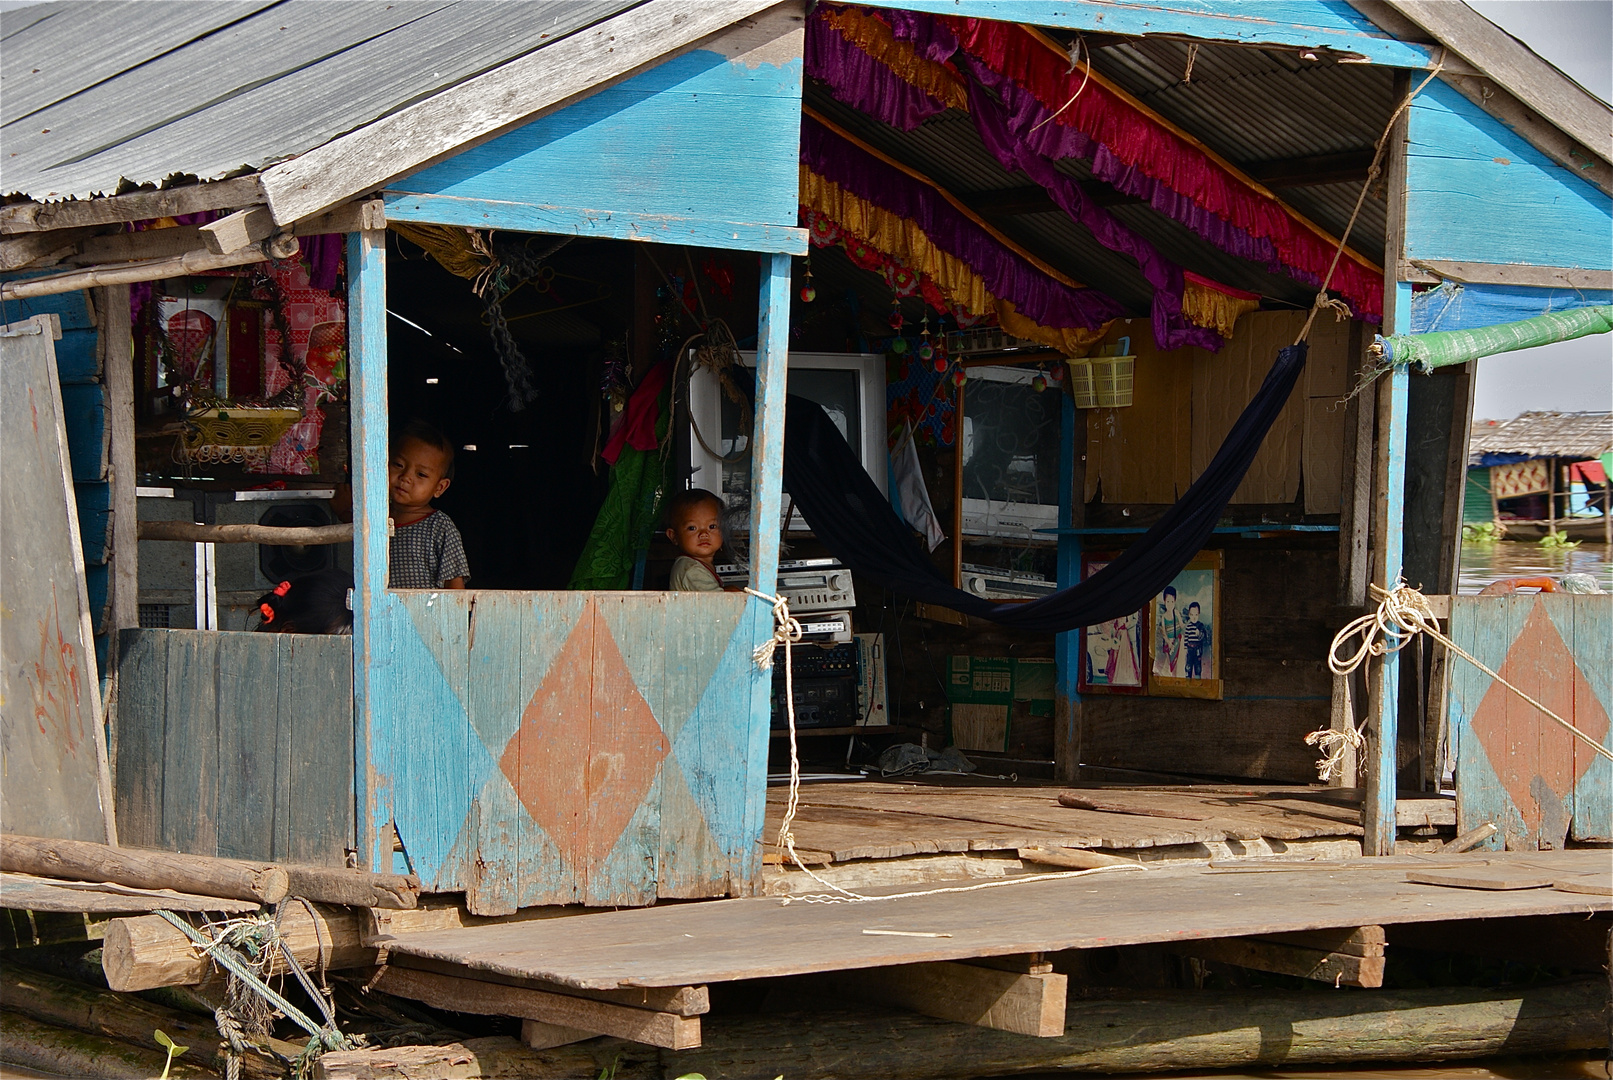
left=310, top=978, right=1612, bottom=1079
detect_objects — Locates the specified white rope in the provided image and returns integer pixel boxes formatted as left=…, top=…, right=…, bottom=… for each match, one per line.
left=1313, top=582, right=1613, bottom=779
left=747, top=587, right=1149, bottom=905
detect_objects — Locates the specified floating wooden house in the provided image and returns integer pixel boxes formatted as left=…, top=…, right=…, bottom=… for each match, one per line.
left=2, top=0, right=1609, bottom=1066
left=1465, top=410, right=1613, bottom=541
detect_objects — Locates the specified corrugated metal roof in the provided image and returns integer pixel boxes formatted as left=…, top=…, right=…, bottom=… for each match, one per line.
left=1470, top=411, right=1613, bottom=461
left=1, top=0, right=635, bottom=200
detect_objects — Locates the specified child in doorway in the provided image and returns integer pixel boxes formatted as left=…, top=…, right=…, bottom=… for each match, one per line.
left=389, top=419, right=470, bottom=589
left=664, top=488, right=739, bottom=592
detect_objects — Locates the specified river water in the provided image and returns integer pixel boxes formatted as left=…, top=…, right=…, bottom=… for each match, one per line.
left=1458, top=540, right=1613, bottom=594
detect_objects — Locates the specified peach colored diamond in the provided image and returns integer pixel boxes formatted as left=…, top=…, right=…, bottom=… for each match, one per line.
left=1470, top=602, right=1608, bottom=841
left=500, top=600, right=669, bottom=872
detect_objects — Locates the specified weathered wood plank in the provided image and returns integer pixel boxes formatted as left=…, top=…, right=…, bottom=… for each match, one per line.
left=0, top=176, right=264, bottom=234
left=160, top=631, right=220, bottom=856
left=1, top=835, right=287, bottom=904
left=0, top=872, right=259, bottom=915
left=1567, top=593, right=1612, bottom=842
left=286, top=634, right=355, bottom=865
left=112, top=629, right=166, bottom=848
left=462, top=590, right=532, bottom=915
left=1171, top=935, right=1385, bottom=987
left=214, top=632, right=281, bottom=862
left=811, top=961, right=1067, bottom=1037
left=368, top=965, right=701, bottom=1049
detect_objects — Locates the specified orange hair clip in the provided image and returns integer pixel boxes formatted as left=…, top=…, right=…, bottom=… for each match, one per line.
left=259, top=602, right=276, bottom=624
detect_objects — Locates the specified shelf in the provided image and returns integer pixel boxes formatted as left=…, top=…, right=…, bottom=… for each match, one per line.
left=769, top=724, right=923, bottom=739
left=1037, top=524, right=1340, bottom=537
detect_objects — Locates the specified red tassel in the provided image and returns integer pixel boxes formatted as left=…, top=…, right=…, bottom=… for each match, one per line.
left=273, top=580, right=292, bottom=596
left=259, top=602, right=276, bottom=624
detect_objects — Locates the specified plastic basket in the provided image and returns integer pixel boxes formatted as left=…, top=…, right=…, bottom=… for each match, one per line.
left=1067, top=338, right=1135, bottom=408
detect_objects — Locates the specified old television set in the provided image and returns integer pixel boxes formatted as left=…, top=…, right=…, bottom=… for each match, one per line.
left=688, top=351, right=886, bottom=531
left=958, top=364, right=1062, bottom=541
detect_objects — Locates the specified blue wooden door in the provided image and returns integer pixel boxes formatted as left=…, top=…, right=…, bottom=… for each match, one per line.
left=366, top=590, right=769, bottom=912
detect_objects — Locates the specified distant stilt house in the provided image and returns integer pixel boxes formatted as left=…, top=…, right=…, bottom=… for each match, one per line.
left=1466, top=411, right=1613, bottom=542
left=2, top=1, right=1609, bottom=1062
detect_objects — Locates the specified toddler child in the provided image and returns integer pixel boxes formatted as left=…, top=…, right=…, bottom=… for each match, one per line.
left=664, top=488, right=738, bottom=592
left=389, top=419, right=470, bottom=589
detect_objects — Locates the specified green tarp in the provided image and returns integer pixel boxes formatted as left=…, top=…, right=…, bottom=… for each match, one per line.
left=1377, top=304, right=1613, bottom=371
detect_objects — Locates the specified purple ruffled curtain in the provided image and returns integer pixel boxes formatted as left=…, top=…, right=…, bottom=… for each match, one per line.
left=805, top=16, right=950, bottom=131
left=801, top=117, right=1125, bottom=331
left=963, top=59, right=1222, bottom=351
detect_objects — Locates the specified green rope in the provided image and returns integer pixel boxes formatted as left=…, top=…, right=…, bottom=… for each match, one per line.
left=154, top=910, right=352, bottom=1056
left=1374, top=304, right=1613, bottom=372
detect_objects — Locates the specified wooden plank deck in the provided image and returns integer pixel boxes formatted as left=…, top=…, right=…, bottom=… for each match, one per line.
left=762, top=781, right=1455, bottom=863
left=382, top=849, right=1608, bottom=991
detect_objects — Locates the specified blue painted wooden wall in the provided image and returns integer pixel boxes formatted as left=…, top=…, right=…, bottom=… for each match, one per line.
left=385, top=33, right=806, bottom=254
left=1406, top=80, right=1612, bottom=271
left=353, top=17, right=801, bottom=911
left=1448, top=595, right=1611, bottom=849
left=1, top=285, right=109, bottom=665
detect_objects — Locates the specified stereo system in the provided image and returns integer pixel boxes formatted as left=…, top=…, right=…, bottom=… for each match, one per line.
left=717, top=557, right=855, bottom=614
left=959, top=563, right=1058, bottom=601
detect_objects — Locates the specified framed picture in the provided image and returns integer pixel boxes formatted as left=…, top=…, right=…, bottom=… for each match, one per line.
left=1147, top=550, right=1223, bottom=700
left=1077, top=552, right=1147, bottom=695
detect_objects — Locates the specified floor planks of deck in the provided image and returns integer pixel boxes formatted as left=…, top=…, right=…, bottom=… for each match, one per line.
left=381, top=849, right=1608, bottom=991
left=760, top=780, right=1455, bottom=863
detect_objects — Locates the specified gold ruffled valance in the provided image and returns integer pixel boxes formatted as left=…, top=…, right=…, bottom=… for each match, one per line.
left=819, top=7, right=969, bottom=114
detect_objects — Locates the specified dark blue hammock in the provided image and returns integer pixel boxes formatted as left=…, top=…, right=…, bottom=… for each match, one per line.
left=763, top=343, right=1308, bottom=634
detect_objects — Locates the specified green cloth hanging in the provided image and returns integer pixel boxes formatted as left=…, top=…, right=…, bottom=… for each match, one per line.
left=1376, top=305, right=1613, bottom=371
left=568, top=406, right=670, bottom=591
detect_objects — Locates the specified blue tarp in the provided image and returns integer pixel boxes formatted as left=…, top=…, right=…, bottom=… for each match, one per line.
left=1412, top=281, right=1613, bottom=333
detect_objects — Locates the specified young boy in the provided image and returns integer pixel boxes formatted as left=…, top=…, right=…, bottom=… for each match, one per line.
left=1182, top=600, right=1212, bottom=679
left=663, top=488, right=738, bottom=592
left=388, top=419, right=470, bottom=589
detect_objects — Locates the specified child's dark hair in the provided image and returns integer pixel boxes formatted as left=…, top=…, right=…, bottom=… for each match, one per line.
left=662, top=487, right=723, bottom=528
left=393, top=418, right=455, bottom=480
left=254, top=569, right=354, bottom=635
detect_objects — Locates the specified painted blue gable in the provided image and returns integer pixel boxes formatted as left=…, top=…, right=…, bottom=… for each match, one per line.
left=1412, top=281, right=1613, bottom=333
left=386, top=45, right=806, bottom=254
left=1406, top=79, right=1612, bottom=271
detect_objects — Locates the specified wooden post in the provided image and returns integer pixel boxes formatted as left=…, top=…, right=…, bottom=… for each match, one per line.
left=103, top=285, right=137, bottom=634
left=1488, top=465, right=1501, bottom=530
left=347, top=228, right=388, bottom=873
left=1547, top=457, right=1557, bottom=538
left=745, top=251, right=791, bottom=888
left=1365, top=74, right=1411, bottom=856
left=1054, top=392, right=1084, bottom=784
left=1436, top=363, right=1477, bottom=594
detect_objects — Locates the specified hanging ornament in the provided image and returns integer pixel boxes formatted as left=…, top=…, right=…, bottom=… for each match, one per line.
left=799, top=258, right=816, bottom=303
left=1032, top=371, right=1048, bottom=392
left=933, top=355, right=948, bottom=374
left=951, top=365, right=967, bottom=386
left=891, top=336, right=908, bottom=354
left=1048, top=363, right=1064, bottom=384
left=888, top=296, right=904, bottom=331
left=918, top=312, right=933, bottom=359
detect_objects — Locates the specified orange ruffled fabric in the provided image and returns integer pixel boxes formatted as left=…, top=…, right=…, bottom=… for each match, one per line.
left=1181, top=273, right=1261, bottom=340
left=819, top=6, right=969, bottom=114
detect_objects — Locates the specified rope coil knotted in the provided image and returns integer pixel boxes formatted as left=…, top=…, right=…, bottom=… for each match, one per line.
left=1313, top=582, right=1613, bottom=780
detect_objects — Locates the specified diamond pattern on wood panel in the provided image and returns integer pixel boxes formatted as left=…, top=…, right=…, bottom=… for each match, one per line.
left=498, top=598, right=669, bottom=871
left=1470, top=603, right=1609, bottom=846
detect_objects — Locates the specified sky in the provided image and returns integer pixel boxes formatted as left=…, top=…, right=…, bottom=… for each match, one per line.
left=0, top=0, right=1607, bottom=418
left=1462, top=1, right=1612, bottom=420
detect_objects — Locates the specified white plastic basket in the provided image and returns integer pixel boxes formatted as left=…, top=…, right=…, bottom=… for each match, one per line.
left=1067, top=338, right=1135, bottom=408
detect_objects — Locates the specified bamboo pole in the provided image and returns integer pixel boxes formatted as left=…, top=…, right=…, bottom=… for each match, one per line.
left=0, top=235, right=298, bottom=300
left=137, top=519, right=353, bottom=546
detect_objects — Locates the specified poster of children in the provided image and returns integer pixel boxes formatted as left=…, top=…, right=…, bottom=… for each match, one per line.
left=1148, top=553, right=1222, bottom=699
left=1078, top=555, right=1145, bottom=694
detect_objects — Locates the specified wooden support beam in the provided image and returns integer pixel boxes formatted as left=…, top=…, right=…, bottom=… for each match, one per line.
left=60, top=200, right=384, bottom=267
left=137, top=519, right=353, bottom=546
left=103, top=903, right=370, bottom=992
left=0, top=234, right=298, bottom=300
left=1364, top=70, right=1412, bottom=856
left=520, top=1019, right=598, bottom=1050
left=1, top=834, right=288, bottom=906
left=1256, top=924, right=1387, bottom=956
left=102, top=285, right=137, bottom=635
left=810, top=960, right=1068, bottom=1038
left=0, top=226, right=103, bottom=271
left=388, top=956, right=709, bottom=1016
left=1402, top=260, right=1613, bottom=291
left=284, top=863, right=420, bottom=909
left=366, top=966, right=702, bottom=1050
left=0, top=176, right=266, bottom=234
left=199, top=206, right=277, bottom=254
left=1018, top=846, right=1135, bottom=870
left=1171, top=931, right=1386, bottom=987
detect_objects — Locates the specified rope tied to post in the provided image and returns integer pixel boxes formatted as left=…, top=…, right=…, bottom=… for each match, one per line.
left=1312, top=583, right=1613, bottom=780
